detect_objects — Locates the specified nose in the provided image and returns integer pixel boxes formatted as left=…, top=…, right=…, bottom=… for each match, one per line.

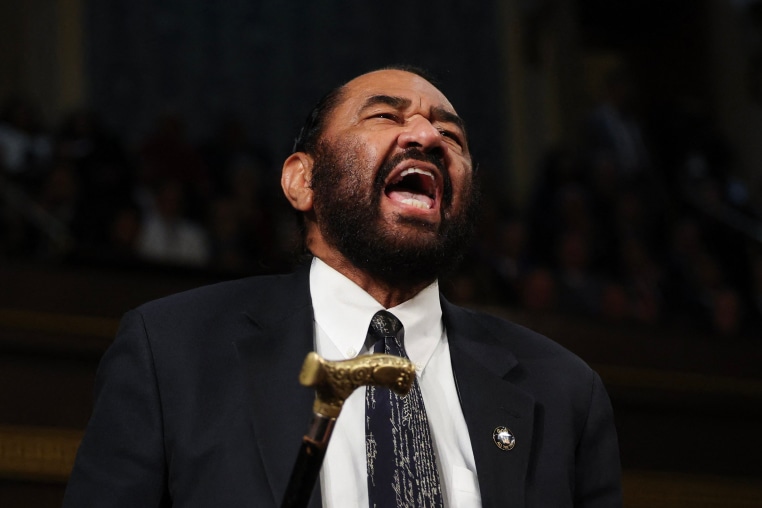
left=397, top=116, right=445, bottom=153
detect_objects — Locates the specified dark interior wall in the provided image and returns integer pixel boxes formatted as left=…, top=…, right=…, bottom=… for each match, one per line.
left=85, top=0, right=506, bottom=176
left=576, top=0, right=712, bottom=106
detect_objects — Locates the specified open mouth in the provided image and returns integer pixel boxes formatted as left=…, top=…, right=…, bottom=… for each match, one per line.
left=385, top=167, right=438, bottom=210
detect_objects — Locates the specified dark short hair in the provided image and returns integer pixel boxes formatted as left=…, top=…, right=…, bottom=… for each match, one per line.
left=291, top=65, right=438, bottom=155
left=291, top=86, right=346, bottom=154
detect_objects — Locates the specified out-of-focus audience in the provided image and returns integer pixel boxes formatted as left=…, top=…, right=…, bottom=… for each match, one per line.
left=1, top=89, right=760, bottom=340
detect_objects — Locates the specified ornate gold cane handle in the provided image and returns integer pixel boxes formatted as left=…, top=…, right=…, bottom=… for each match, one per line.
left=299, top=352, right=416, bottom=419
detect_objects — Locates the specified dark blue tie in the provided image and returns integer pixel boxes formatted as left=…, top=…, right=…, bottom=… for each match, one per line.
left=365, top=310, right=443, bottom=508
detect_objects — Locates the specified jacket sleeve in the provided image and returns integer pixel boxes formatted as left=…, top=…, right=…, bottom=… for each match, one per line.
left=574, top=371, right=623, bottom=508
left=63, top=309, right=169, bottom=507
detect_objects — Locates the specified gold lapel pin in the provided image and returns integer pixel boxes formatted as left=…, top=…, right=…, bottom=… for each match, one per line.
left=493, top=426, right=516, bottom=451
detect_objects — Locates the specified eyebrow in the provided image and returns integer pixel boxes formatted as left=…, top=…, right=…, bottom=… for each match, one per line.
left=359, top=95, right=466, bottom=133
left=431, top=106, right=466, bottom=133
left=359, top=94, right=411, bottom=112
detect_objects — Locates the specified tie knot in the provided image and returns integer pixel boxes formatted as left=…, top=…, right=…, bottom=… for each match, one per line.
left=368, top=310, right=404, bottom=343
left=367, top=311, right=407, bottom=358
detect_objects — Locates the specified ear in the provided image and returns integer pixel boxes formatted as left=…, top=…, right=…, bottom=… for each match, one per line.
left=281, top=152, right=314, bottom=212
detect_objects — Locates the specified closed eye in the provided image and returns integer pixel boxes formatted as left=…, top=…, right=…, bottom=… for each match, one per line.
left=370, top=112, right=401, bottom=122
left=439, top=128, right=464, bottom=147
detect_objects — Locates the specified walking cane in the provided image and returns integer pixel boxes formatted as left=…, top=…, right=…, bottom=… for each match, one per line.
left=281, top=351, right=416, bottom=508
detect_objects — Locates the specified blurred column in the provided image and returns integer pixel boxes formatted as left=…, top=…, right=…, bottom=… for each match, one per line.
left=497, top=0, right=530, bottom=206
left=57, top=0, right=85, bottom=116
left=496, top=0, right=583, bottom=207
left=0, top=0, right=84, bottom=126
left=705, top=0, right=752, bottom=177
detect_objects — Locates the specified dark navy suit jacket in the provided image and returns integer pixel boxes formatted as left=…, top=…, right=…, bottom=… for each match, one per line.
left=63, top=266, right=622, bottom=507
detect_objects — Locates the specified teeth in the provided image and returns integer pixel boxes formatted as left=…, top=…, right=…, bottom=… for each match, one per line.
left=401, top=198, right=431, bottom=209
left=399, top=167, right=435, bottom=181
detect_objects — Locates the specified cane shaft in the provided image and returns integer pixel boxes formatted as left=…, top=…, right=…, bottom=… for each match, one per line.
left=281, top=413, right=335, bottom=508
left=281, top=353, right=414, bottom=507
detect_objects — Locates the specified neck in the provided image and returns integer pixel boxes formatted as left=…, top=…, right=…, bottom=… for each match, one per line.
left=306, top=228, right=436, bottom=307
left=311, top=254, right=432, bottom=309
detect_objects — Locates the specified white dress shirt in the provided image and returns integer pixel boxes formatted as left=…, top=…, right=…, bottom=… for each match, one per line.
left=310, top=258, right=482, bottom=507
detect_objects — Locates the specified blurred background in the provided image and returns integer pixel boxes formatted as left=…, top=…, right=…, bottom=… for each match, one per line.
left=1, top=0, right=761, bottom=506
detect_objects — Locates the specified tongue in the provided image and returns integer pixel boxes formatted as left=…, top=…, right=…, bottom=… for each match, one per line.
left=388, top=190, right=434, bottom=209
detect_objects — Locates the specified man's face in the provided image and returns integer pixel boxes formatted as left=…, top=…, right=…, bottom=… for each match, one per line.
left=308, top=70, right=478, bottom=286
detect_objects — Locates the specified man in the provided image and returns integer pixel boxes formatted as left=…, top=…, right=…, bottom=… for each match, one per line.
left=64, top=67, right=622, bottom=507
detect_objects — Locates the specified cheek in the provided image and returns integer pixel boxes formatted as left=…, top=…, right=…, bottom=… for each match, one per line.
left=337, top=133, right=386, bottom=174
left=356, top=137, right=388, bottom=170
left=449, top=164, right=473, bottom=205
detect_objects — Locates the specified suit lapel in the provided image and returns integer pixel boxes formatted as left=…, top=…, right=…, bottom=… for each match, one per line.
left=443, top=299, right=535, bottom=508
left=233, top=268, right=322, bottom=508
left=232, top=271, right=535, bottom=507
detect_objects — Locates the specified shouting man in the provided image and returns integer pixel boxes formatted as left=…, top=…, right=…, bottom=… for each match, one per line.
left=64, top=67, right=621, bottom=507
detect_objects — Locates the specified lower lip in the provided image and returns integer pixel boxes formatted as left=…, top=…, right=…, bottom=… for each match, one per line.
left=384, top=193, right=439, bottom=217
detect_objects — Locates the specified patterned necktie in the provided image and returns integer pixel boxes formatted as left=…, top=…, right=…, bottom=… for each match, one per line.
left=365, top=310, right=443, bottom=508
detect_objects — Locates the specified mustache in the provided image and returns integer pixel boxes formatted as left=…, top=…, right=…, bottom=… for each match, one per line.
left=374, top=148, right=452, bottom=204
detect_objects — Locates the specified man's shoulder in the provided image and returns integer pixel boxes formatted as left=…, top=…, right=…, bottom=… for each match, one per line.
left=444, top=301, right=594, bottom=376
left=111, top=268, right=312, bottom=355
left=134, top=268, right=310, bottom=322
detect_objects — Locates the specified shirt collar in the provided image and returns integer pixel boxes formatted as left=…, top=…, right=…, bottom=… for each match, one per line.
left=309, top=257, right=443, bottom=372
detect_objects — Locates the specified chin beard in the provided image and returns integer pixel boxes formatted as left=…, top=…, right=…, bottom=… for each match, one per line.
left=309, top=139, right=480, bottom=289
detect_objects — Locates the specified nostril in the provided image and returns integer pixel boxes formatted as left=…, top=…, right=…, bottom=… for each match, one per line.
left=427, top=145, right=445, bottom=158
left=399, top=124, right=445, bottom=150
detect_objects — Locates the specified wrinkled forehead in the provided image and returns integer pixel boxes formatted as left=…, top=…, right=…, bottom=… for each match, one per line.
left=336, top=69, right=459, bottom=119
